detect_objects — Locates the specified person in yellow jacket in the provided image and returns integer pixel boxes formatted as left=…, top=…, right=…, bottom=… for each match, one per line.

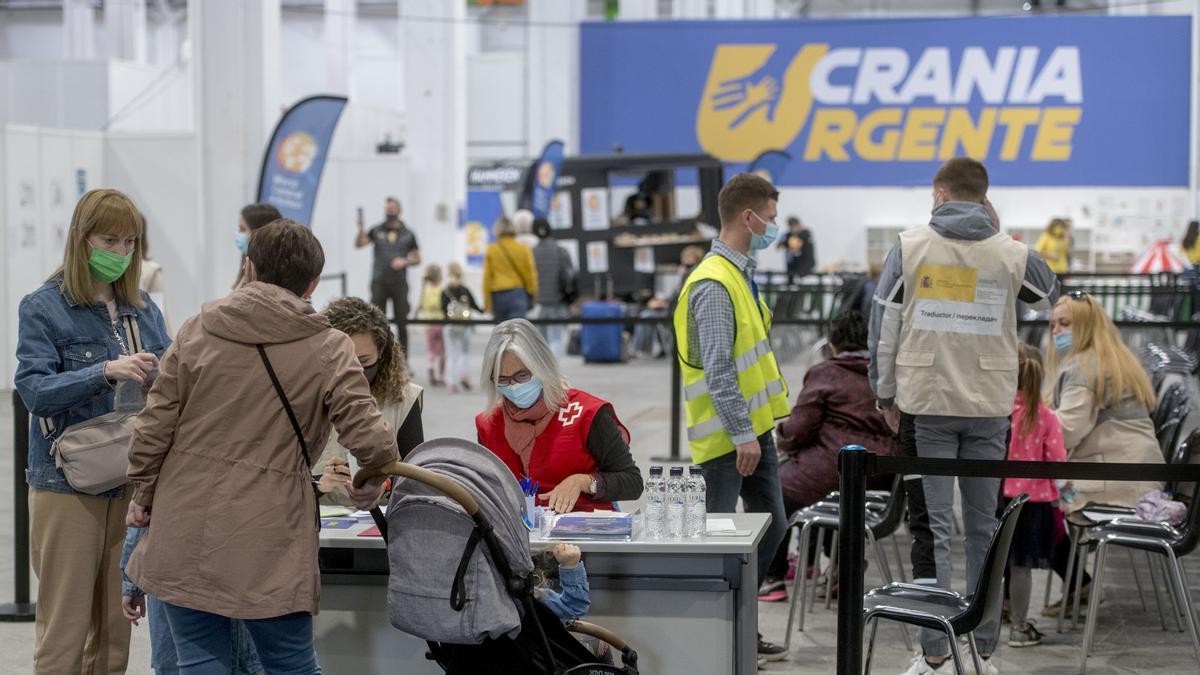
left=673, top=173, right=791, bottom=663
left=1035, top=218, right=1071, bottom=275
left=483, top=217, right=538, bottom=322
left=1182, top=220, right=1200, bottom=266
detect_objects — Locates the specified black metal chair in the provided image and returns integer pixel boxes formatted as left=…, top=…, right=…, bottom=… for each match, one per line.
left=783, top=475, right=909, bottom=650
left=862, top=495, right=1028, bottom=675
left=1080, top=486, right=1200, bottom=673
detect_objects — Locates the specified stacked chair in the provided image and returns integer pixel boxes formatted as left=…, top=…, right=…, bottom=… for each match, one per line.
left=782, top=475, right=910, bottom=651
left=1079, top=483, right=1200, bottom=673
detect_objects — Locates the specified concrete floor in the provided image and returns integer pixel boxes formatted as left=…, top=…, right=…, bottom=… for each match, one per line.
left=2, top=325, right=1199, bottom=673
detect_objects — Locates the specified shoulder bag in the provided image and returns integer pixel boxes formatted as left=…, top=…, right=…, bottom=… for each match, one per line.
left=48, top=316, right=144, bottom=495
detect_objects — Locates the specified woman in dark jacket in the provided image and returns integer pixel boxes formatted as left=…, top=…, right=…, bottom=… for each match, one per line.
left=759, top=311, right=900, bottom=600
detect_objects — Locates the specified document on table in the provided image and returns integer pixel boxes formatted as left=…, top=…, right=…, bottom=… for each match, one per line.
left=706, top=518, right=752, bottom=536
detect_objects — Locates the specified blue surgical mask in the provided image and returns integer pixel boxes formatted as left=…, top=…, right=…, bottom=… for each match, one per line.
left=235, top=232, right=249, bottom=254
left=749, top=212, right=780, bottom=252
left=499, top=377, right=543, bottom=409
left=1054, top=331, right=1073, bottom=354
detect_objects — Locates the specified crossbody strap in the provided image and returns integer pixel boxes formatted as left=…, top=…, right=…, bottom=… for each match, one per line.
left=125, top=315, right=143, bottom=354
left=256, top=344, right=312, bottom=470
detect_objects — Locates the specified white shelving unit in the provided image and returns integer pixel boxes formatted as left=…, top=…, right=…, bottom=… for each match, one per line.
left=866, top=224, right=1099, bottom=272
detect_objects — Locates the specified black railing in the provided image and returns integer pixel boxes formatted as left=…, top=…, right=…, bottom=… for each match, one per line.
left=1, top=392, right=35, bottom=621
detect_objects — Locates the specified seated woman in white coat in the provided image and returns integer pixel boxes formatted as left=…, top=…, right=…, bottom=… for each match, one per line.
left=1041, top=291, right=1163, bottom=617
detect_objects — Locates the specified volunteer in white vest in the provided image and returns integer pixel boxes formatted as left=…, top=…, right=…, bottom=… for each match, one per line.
left=868, top=157, right=1060, bottom=675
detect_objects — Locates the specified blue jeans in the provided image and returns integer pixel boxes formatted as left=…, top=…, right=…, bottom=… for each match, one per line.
left=536, top=304, right=569, bottom=358
left=700, top=431, right=788, bottom=582
left=161, top=602, right=320, bottom=675
left=492, top=288, right=531, bottom=323
left=147, top=598, right=262, bottom=674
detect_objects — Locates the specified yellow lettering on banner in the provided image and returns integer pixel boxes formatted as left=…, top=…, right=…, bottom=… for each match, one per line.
left=1032, top=107, right=1081, bottom=161
left=939, top=108, right=997, bottom=160
left=803, top=108, right=857, bottom=161
left=914, top=263, right=978, bottom=302
left=853, top=108, right=902, bottom=161
left=897, top=108, right=946, bottom=161
left=998, top=108, right=1042, bottom=161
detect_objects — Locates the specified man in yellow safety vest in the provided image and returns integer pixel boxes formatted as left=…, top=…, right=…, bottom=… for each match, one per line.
left=673, top=173, right=792, bottom=663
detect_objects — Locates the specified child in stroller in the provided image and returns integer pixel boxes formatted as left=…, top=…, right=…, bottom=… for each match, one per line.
left=535, top=544, right=590, bottom=621
left=355, top=438, right=638, bottom=675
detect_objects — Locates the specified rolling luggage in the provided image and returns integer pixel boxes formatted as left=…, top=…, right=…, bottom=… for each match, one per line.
left=580, top=301, right=624, bottom=363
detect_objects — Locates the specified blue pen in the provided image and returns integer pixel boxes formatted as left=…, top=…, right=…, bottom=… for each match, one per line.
left=532, top=480, right=539, bottom=496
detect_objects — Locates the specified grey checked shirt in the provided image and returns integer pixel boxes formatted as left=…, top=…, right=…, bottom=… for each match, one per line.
left=686, top=240, right=758, bottom=445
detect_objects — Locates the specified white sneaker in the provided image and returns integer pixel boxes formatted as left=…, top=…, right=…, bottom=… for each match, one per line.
left=965, top=657, right=998, bottom=675
left=899, top=653, right=944, bottom=675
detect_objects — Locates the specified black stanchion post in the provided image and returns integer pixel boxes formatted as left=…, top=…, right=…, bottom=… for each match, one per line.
left=652, top=348, right=684, bottom=463
left=836, top=445, right=871, bottom=675
left=0, top=391, right=35, bottom=621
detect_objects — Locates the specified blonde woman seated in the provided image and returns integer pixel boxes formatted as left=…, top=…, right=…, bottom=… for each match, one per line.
left=316, top=298, right=424, bottom=505
left=1042, top=291, right=1163, bottom=615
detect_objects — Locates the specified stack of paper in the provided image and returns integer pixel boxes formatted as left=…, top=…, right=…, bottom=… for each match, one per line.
left=547, top=510, right=633, bottom=541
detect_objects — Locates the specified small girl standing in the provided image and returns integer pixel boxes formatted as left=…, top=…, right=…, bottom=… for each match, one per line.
left=1004, top=344, right=1067, bottom=648
left=417, top=264, right=446, bottom=386
left=442, top=262, right=483, bottom=394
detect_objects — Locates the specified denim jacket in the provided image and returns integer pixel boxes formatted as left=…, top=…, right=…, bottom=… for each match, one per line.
left=14, top=276, right=170, bottom=496
left=537, top=563, right=591, bottom=621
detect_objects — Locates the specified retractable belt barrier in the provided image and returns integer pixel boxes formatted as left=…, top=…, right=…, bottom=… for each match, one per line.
left=835, top=447, right=1200, bottom=674
left=405, top=316, right=1200, bottom=329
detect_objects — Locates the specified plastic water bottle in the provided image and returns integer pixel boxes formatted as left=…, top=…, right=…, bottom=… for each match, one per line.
left=666, top=466, right=686, bottom=539
left=645, top=466, right=666, bottom=539
left=685, top=465, right=707, bottom=538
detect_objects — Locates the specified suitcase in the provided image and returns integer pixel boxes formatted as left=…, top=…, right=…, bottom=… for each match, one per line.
left=580, top=301, right=625, bottom=363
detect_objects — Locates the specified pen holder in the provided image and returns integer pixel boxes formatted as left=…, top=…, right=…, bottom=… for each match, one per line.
left=524, top=495, right=537, bottom=523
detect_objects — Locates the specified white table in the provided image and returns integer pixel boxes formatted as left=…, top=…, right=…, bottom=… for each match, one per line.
left=315, top=512, right=769, bottom=674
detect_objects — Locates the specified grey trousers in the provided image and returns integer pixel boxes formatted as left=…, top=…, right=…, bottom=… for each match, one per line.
left=913, top=415, right=1009, bottom=657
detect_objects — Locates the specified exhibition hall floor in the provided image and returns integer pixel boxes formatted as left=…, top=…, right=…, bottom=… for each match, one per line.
left=1, top=326, right=1197, bottom=674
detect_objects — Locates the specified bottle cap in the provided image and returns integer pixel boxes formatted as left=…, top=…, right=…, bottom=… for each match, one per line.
left=649, top=466, right=663, bottom=475
left=670, top=466, right=684, bottom=476
left=689, top=466, right=702, bottom=475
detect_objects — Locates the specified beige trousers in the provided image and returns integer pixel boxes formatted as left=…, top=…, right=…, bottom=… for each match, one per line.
left=29, top=487, right=132, bottom=675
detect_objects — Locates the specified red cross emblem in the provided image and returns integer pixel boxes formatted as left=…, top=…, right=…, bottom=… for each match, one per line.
left=558, top=402, right=583, bottom=426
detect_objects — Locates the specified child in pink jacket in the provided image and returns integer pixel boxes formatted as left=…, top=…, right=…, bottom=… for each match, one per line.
left=1004, top=345, right=1067, bottom=648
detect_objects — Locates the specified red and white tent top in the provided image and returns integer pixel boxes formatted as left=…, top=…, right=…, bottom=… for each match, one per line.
left=1130, top=240, right=1188, bottom=273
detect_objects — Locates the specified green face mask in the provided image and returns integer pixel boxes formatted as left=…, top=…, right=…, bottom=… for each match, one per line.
left=88, top=246, right=133, bottom=284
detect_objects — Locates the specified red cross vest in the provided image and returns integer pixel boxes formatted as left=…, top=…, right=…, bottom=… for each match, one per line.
left=475, top=388, right=628, bottom=513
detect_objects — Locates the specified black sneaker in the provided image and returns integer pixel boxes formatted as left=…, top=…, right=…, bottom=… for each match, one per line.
left=1008, top=620, right=1044, bottom=648
left=757, top=637, right=787, bottom=662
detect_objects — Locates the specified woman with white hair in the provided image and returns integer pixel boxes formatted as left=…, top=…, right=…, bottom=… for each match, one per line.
left=475, top=319, right=644, bottom=513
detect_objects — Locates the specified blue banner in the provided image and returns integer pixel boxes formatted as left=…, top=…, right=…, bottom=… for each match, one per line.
left=581, top=17, right=1191, bottom=187
left=257, top=95, right=348, bottom=225
left=528, top=140, right=565, bottom=218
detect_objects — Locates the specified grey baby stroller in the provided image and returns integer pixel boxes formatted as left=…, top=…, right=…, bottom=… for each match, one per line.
left=354, top=438, right=640, bottom=675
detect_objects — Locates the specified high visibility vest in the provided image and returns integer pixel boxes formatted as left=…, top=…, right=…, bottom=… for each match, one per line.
left=673, top=254, right=790, bottom=465
left=896, top=226, right=1027, bottom=417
